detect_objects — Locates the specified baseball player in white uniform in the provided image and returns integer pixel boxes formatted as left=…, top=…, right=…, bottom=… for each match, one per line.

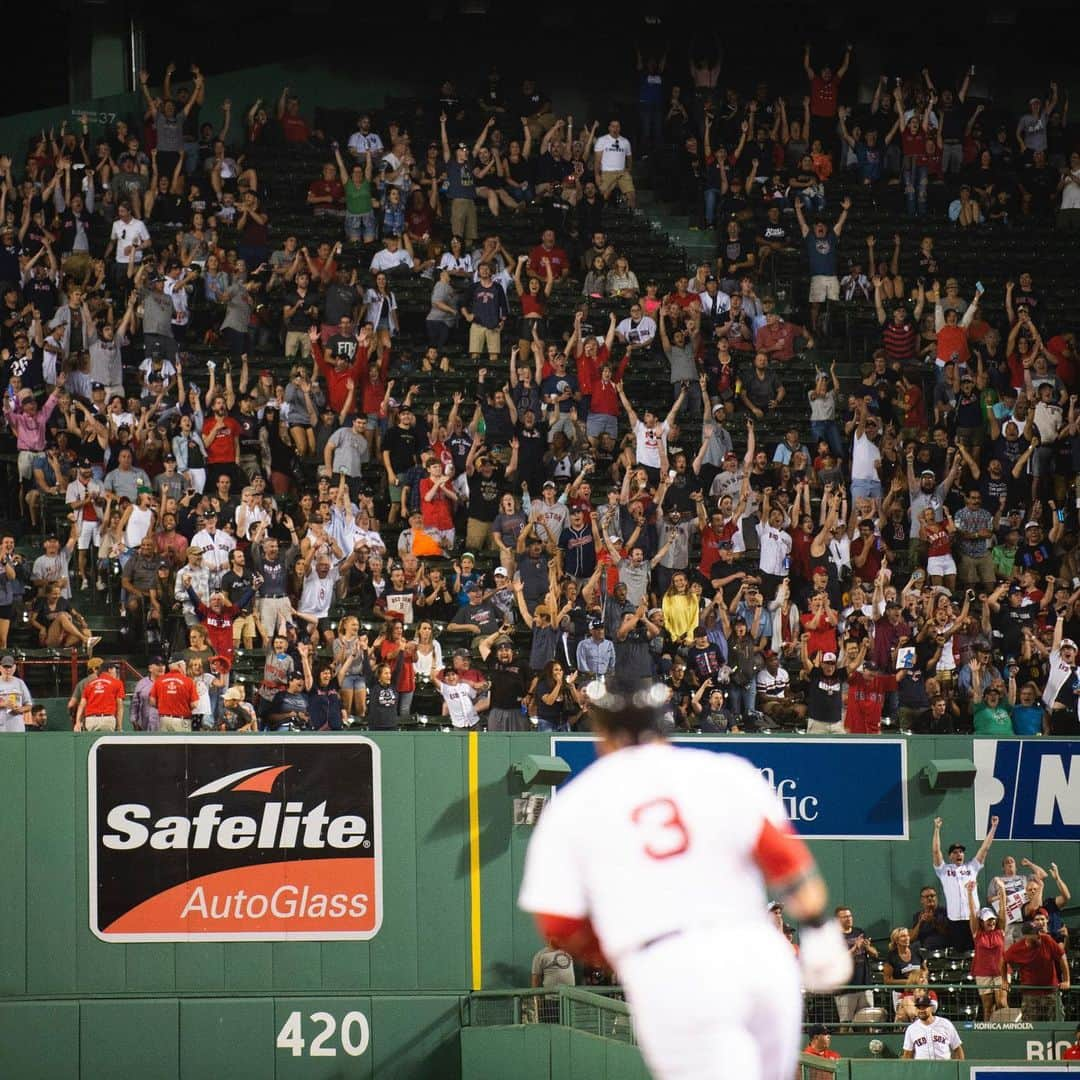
left=901, top=996, right=964, bottom=1059
left=518, top=680, right=853, bottom=1080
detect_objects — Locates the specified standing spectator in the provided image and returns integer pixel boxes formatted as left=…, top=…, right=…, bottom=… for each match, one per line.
left=911, top=886, right=950, bottom=952
left=150, top=659, right=199, bottom=732
left=439, top=114, right=480, bottom=246
left=461, top=262, right=509, bottom=362
left=803, top=42, right=853, bottom=143
left=0, top=655, right=32, bottom=732
left=967, top=879, right=1008, bottom=1020
left=593, top=119, right=635, bottom=209
left=576, top=617, right=616, bottom=680
left=432, top=664, right=486, bottom=729
left=795, top=196, right=852, bottom=335
left=932, top=814, right=999, bottom=951
left=834, top=904, right=878, bottom=1027
left=1003, top=921, right=1069, bottom=1021
left=74, top=658, right=125, bottom=732
left=953, top=489, right=996, bottom=589
left=130, top=656, right=165, bottom=731
left=531, top=938, right=576, bottom=1023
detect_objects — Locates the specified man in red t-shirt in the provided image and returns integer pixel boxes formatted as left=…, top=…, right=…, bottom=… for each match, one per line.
left=419, top=460, right=458, bottom=548
left=278, top=88, right=315, bottom=144
left=527, top=229, right=570, bottom=279
left=755, top=311, right=812, bottom=361
left=1003, top=922, right=1068, bottom=1021
left=845, top=642, right=897, bottom=735
left=307, top=163, right=345, bottom=216
left=75, top=660, right=126, bottom=731
left=150, top=660, right=200, bottom=733
left=850, top=519, right=884, bottom=584
left=803, top=1024, right=841, bottom=1080
left=202, top=395, right=242, bottom=488
left=804, top=44, right=852, bottom=137
left=311, top=325, right=373, bottom=413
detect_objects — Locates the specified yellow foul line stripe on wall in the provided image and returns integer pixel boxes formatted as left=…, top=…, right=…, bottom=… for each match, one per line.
left=468, top=729, right=482, bottom=990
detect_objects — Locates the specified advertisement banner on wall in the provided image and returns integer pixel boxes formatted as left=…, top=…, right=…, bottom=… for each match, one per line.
left=88, top=735, right=382, bottom=942
left=550, top=737, right=908, bottom=840
left=974, top=740, right=1080, bottom=841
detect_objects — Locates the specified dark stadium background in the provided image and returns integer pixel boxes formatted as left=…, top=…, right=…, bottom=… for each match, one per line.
left=8, top=0, right=1080, bottom=119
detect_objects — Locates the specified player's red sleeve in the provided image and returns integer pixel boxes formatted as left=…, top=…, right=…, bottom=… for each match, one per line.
left=752, top=817, right=815, bottom=887
left=533, top=913, right=608, bottom=967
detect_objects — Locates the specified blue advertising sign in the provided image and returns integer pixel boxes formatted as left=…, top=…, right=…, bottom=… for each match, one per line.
left=974, top=740, right=1080, bottom=841
left=967, top=1069, right=1075, bottom=1078
left=550, top=737, right=908, bottom=840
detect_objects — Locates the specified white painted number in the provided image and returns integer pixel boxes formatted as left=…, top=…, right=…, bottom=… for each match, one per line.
left=310, top=1012, right=336, bottom=1057
left=341, top=1012, right=370, bottom=1056
left=275, top=1011, right=370, bottom=1058
left=276, top=1011, right=305, bottom=1057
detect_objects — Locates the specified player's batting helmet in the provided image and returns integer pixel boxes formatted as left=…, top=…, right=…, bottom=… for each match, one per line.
left=585, top=678, right=668, bottom=738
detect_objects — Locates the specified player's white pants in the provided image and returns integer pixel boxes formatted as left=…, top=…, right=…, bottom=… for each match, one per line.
left=618, top=924, right=802, bottom=1080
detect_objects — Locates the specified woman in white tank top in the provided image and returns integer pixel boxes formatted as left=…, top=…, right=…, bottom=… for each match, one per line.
left=120, top=491, right=156, bottom=548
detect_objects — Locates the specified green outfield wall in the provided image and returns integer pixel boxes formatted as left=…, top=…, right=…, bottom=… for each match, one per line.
left=0, top=732, right=1076, bottom=1079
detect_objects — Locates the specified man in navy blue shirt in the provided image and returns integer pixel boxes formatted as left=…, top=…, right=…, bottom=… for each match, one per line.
left=462, top=262, right=509, bottom=361
left=795, top=195, right=852, bottom=335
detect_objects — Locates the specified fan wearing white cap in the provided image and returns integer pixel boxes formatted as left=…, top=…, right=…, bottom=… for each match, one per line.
left=801, top=648, right=844, bottom=735
left=0, top=655, right=33, bottom=733
left=1041, top=610, right=1077, bottom=718
left=967, top=877, right=1008, bottom=1020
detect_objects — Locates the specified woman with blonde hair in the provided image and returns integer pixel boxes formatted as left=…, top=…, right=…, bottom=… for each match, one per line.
left=661, top=570, right=699, bottom=647
left=883, top=925, right=928, bottom=1022
left=332, top=615, right=370, bottom=721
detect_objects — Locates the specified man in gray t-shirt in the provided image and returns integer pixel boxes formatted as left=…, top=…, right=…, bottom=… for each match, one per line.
left=659, top=310, right=702, bottom=419
left=426, top=272, right=459, bottom=332
left=0, top=655, right=33, bottom=732
left=139, top=272, right=177, bottom=360
left=220, top=282, right=256, bottom=334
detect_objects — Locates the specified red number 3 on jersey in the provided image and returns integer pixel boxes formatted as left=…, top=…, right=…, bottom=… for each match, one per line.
left=631, top=797, right=690, bottom=860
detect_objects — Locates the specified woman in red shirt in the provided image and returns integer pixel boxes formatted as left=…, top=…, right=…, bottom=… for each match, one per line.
left=921, top=506, right=957, bottom=592
left=419, top=460, right=458, bottom=546
left=968, top=879, right=1008, bottom=1020
left=513, top=255, right=554, bottom=362
left=800, top=592, right=838, bottom=656
left=899, top=97, right=932, bottom=216
left=376, top=620, right=417, bottom=720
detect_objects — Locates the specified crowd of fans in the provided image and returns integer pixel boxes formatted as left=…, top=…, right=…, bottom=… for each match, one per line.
left=0, top=45, right=1078, bottom=741
left=770, top=815, right=1075, bottom=1032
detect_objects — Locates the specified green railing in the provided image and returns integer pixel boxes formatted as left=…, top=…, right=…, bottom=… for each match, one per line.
left=798, top=1051, right=840, bottom=1078
left=466, top=982, right=1077, bottom=1034
left=465, top=986, right=630, bottom=1035
left=559, top=986, right=634, bottom=1046
left=802, top=982, right=1077, bottom=1028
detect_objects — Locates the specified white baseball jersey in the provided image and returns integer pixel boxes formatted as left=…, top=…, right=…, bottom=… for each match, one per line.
left=934, top=858, right=983, bottom=920
left=439, top=681, right=481, bottom=729
left=989, top=873, right=1029, bottom=926
left=298, top=564, right=340, bottom=619
left=518, top=743, right=791, bottom=964
left=1041, top=648, right=1074, bottom=707
left=902, top=1015, right=961, bottom=1059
